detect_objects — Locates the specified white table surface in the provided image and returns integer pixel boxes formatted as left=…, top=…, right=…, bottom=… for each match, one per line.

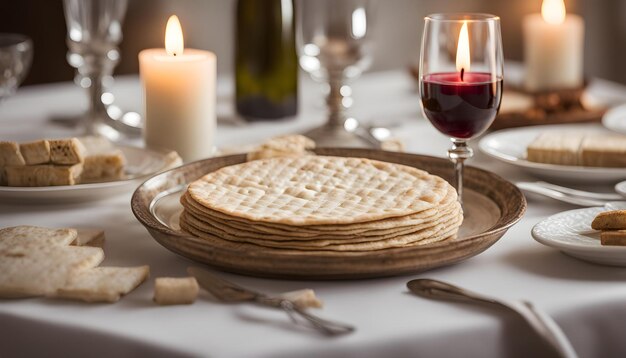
left=2, top=69, right=626, bottom=358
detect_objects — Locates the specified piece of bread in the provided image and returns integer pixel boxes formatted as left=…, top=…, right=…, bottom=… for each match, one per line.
left=77, top=136, right=126, bottom=181
left=276, top=289, right=323, bottom=309
left=19, top=140, right=51, bottom=165
left=526, top=133, right=583, bottom=166
left=0, top=244, right=104, bottom=298
left=247, top=135, right=315, bottom=161
left=591, top=210, right=626, bottom=230
left=72, top=228, right=105, bottom=248
left=600, top=230, right=626, bottom=246
left=581, top=136, right=626, bottom=168
left=153, top=277, right=199, bottom=305
left=5, top=163, right=83, bottom=186
left=0, top=141, right=26, bottom=167
left=49, top=138, right=86, bottom=165
left=81, top=150, right=126, bottom=181
left=55, top=266, right=149, bottom=303
left=0, top=226, right=77, bottom=249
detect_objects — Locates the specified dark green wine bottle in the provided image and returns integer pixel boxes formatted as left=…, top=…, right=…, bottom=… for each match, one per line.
left=235, top=0, right=298, bottom=120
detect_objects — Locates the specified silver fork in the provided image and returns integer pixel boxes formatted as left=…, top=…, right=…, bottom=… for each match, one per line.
left=188, top=267, right=355, bottom=336
left=516, top=181, right=622, bottom=207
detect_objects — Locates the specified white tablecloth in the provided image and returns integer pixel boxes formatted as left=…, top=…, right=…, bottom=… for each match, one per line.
left=2, top=69, right=626, bottom=358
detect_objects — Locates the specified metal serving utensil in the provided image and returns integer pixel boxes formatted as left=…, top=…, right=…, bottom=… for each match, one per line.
left=516, top=181, right=617, bottom=207
left=188, top=267, right=355, bottom=336
left=407, top=279, right=578, bottom=358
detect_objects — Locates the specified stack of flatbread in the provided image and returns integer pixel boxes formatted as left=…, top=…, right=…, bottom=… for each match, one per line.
left=179, top=155, right=462, bottom=251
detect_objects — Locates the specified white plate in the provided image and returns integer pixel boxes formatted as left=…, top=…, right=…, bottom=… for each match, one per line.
left=602, top=104, right=626, bottom=134
left=532, top=202, right=626, bottom=266
left=0, top=146, right=181, bottom=204
left=479, top=124, right=626, bottom=183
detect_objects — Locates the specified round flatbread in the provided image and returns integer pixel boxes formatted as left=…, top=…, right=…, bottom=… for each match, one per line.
left=187, top=156, right=453, bottom=226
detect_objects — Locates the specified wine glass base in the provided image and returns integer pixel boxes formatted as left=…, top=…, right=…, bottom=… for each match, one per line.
left=303, top=124, right=380, bottom=148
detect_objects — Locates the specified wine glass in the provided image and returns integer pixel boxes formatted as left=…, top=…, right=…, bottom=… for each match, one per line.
left=419, top=13, right=503, bottom=204
left=63, top=0, right=141, bottom=139
left=296, top=0, right=378, bottom=148
left=0, top=34, right=33, bottom=101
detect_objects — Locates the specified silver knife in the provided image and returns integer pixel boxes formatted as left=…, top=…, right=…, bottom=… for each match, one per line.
left=188, top=267, right=355, bottom=336
left=407, top=279, right=578, bottom=358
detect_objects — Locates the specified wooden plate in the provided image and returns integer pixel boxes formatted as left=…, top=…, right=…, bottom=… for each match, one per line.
left=131, top=149, right=526, bottom=279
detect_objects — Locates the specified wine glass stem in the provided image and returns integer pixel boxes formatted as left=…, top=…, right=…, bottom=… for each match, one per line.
left=86, top=72, right=107, bottom=134
left=326, top=74, right=347, bottom=128
left=447, top=139, right=473, bottom=206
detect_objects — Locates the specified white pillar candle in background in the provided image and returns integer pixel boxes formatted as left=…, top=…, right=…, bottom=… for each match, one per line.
left=139, top=15, right=216, bottom=162
left=523, top=0, right=584, bottom=91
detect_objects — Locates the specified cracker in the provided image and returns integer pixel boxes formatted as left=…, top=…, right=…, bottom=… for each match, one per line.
left=5, top=163, right=83, bottom=186
left=180, top=209, right=462, bottom=251
left=591, top=210, right=626, bottom=230
left=188, top=156, right=451, bottom=226
left=600, top=230, right=626, bottom=246
left=49, top=138, right=86, bottom=165
left=72, top=228, right=105, bottom=248
left=181, top=185, right=456, bottom=235
left=0, top=245, right=104, bottom=298
left=19, top=140, right=51, bottom=165
left=247, top=135, right=315, bottom=161
left=275, top=289, right=323, bottom=309
left=81, top=150, right=126, bottom=181
left=0, top=226, right=77, bottom=249
left=181, top=202, right=461, bottom=248
left=0, top=141, right=26, bottom=166
left=526, top=133, right=583, bottom=166
left=153, top=277, right=199, bottom=305
left=55, top=266, right=149, bottom=302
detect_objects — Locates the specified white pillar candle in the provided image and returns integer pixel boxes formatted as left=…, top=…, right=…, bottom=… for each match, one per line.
left=139, top=15, right=216, bottom=162
left=523, top=0, right=584, bottom=91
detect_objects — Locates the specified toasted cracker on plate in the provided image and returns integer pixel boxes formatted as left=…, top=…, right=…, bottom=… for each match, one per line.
left=5, top=163, right=83, bottom=186
left=154, top=277, right=199, bottom=305
left=78, top=136, right=127, bottom=181
left=0, top=141, right=26, bottom=167
left=55, top=266, right=149, bottom=303
left=600, top=230, right=626, bottom=246
left=591, top=210, right=626, bottom=230
left=19, top=140, right=51, bottom=165
left=49, top=138, right=86, bottom=165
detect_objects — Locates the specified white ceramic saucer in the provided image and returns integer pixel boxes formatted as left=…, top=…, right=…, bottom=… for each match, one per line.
left=532, top=202, right=626, bottom=266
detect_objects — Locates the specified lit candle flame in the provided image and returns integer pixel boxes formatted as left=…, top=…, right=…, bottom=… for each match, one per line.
left=541, top=0, right=566, bottom=25
left=165, top=15, right=184, bottom=56
left=456, top=21, right=470, bottom=80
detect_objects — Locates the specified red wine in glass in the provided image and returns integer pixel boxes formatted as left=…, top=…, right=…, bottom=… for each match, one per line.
left=420, top=72, right=503, bottom=139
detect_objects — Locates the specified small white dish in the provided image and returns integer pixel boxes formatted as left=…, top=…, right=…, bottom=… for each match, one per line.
left=602, top=104, right=626, bottom=135
left=532, top=202, right=626, bottom=266
left=0, top=145, right=181, bottom=204
left=479, top=124, right=626, bottom=183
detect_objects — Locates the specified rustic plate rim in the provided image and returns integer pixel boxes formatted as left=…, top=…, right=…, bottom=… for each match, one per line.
left=131, top=149, right=526, bottom=258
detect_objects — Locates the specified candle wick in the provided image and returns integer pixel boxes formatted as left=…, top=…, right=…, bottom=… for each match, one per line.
left=460, top=68, right=465, bottom=81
